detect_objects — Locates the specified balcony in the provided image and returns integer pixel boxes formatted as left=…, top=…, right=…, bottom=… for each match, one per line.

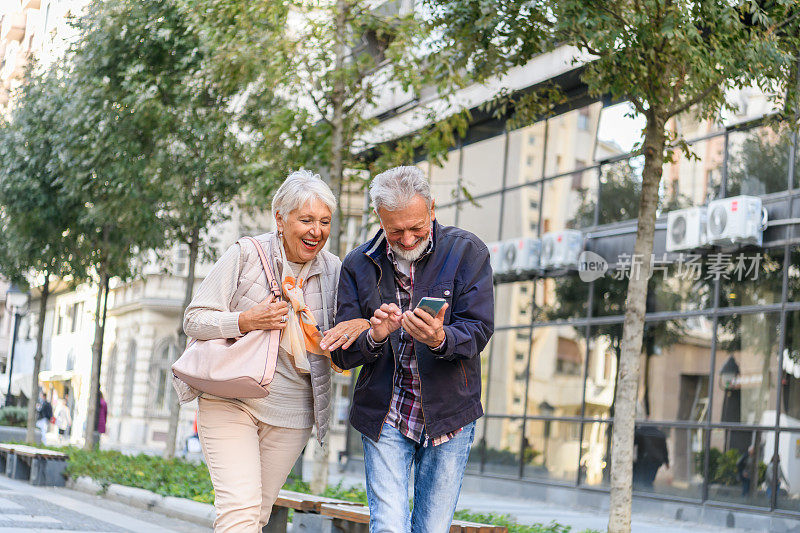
left=1, top=12, right=27, bottom=43
left=22, top=0, right=42, bottom=9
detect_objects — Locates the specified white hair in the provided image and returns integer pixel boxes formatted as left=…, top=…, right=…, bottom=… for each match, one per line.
left=369, top=166, right=432, bottom=212
left=271, top=169, right=337, bottom=220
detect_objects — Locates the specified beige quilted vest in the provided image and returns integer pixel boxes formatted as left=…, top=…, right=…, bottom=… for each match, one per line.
left=173, top=232, right=341, bottom=443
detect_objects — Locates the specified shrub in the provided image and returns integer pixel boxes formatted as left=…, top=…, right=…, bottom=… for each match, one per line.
left=0, top=406, right=27, bottom=428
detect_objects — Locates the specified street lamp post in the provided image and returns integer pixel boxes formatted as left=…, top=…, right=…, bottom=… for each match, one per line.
left=4, top=285, right=29, bottom=407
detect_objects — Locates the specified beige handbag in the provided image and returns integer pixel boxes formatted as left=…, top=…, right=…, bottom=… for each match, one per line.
left=172, top=236, right=281, bottom=399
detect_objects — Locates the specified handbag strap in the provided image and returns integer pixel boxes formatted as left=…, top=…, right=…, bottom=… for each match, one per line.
left=241, top=236, right=281, bottom=298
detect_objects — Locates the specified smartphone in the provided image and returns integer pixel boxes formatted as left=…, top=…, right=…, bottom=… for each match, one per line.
left=416, top=297, right=447, bottom=316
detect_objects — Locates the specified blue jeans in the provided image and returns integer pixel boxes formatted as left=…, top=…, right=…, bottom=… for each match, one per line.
left=362, top=421, right=476, bottom=533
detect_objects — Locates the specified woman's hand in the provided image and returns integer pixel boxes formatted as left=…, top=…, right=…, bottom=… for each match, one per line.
left=319, top=319, right=370, bottom=351
left=238, top=294, right=290, bottom=333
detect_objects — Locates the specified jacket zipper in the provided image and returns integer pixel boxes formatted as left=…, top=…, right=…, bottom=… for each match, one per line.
left=365, top=249, right=395, bottom=440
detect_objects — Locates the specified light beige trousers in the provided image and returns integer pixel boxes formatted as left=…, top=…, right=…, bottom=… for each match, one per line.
left=197, top=397, right=312, bottom=532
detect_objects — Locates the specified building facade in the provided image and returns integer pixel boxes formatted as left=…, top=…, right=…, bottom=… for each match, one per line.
left=341, top=49, right=800, bottom=528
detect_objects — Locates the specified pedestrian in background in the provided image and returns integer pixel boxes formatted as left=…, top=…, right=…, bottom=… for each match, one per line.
left=35, top=391, right=52, bottom=443
left=176, top=170, right=369, bottom=532
left=332, top=166, right=494, bottom=533
left=96, top=391, right=107, bottom=437
left=53, top=398, right=71, bottom=444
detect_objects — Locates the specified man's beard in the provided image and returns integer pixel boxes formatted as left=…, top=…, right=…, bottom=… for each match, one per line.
left=389, top=234, right=431, bottom=262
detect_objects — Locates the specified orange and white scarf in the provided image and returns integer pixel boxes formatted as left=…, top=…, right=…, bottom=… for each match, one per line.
left=276, top=240, right=341, bottom=373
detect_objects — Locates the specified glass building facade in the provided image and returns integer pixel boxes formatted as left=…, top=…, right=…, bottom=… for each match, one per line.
left=346, top=96, right=800, bottom=517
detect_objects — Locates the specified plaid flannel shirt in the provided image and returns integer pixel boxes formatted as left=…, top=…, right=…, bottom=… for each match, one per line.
left=367, top=242, right=461, bottom=447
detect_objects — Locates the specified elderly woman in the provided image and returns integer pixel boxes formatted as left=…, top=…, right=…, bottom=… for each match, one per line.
left=179, top=170, right=368, bottom=532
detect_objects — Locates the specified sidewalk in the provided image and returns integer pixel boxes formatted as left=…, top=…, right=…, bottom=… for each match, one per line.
left=0, top=474, right=204, bottom=532
left=318, top=461, right=756, bottom=533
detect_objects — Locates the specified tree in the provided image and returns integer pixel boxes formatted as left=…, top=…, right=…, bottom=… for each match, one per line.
left=424, top=1, right=800, bottom=530
left=60, top=0, right=183, bottom=449
left=0, top=68, right=87, bottom=444
left=75, top=0, right=257, bottom=459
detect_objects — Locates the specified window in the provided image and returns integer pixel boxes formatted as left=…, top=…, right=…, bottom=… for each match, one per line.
left=149, top=339, right=179, bottom=415
left=578, top=108, right=591, bottom=131
left=104, top=344, right=117, bottom=411
left=122, top=340, right=137, bottom=415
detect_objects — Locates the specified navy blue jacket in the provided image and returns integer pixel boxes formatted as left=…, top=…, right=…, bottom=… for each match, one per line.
left=332, top=221, right=494, bottom=442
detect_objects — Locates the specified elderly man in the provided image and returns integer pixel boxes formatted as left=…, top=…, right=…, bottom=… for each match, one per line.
left=330, top=166, right=494, bottom=533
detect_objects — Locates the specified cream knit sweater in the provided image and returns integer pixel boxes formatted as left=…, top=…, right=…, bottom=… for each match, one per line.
left=184, top=247, right=315, bottom=429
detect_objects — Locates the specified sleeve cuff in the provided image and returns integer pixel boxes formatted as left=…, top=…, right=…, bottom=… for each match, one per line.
left=366, top=329, right=388, bottom=352
left=431, top=336, right=447, bottom=355
left=219, top=312, right=243, bottom=339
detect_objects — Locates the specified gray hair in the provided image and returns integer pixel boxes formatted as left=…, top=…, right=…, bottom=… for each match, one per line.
left=369, top=166, right=432, bottom=212
left=272, top=169, right=337, bottom=220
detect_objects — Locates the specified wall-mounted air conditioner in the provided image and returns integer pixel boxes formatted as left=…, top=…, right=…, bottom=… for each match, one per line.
left=706, top=195, right=766, bottom=247
left=540, top=230, right=583, bottom=270
left=666, top=207, right=708, bottom=252
left=511, top=238, right=541, bottom=274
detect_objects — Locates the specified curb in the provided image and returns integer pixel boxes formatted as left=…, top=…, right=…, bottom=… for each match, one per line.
left=67, top=476, right=216, bottom=528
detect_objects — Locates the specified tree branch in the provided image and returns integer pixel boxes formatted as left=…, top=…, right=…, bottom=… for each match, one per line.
left=306, top=89, right=332, bottom=125
left=667, top=82, right=721, bottom=118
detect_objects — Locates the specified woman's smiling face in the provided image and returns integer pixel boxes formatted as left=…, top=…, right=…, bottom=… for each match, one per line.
left=276, top=198, right=332, bottom=263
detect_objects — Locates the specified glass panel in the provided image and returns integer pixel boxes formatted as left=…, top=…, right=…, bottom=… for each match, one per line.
left=501, top=183, right=542, bottom=240
left=595, top=102, right=644, bottom=158
left=540, top=273, right=589, bottom=320
left=584, top=330, right=618, bottom=420
left=544, top=103, right=602, bottom=177
left=720, top=248, right=784, bottom=307
left=650, top=261, right=714, bottom=313
left=429, top=148, right=460, bottom=205
left=664, top=137, right=724, bottom=208
left=580, top=421, right=612, bottom=487
left=465, top=418, right=486, bottom=475
left=790, top=247, right=800, bottom=303
left=727, top=123, right=794, bottom=196
left=507, top=123, right=545, bottom=186
left=706, top=428, right=770, bottom=507
left=523, top=420, right=581, bottom=483
left=597, top=156, right=644, bottom=225
left=457, top=193, right=501, bottom=245
left=775, top=430, right=800, bottom=512
left=781, top=311, right=800, bottom=427
left=714, top=313, right=780, bottom=426
left=485, top=330, right=530, bottom=417
left=528, top=324, right=586, bottom=417
left=542, top=172, right=597, bottom=231
left=482, top=416, right=522, bottom=477
left=633, top=426, right=702, bottom=500
left=494, top=281, right=534, bottom=328
left=461, top=134, right=507, bottom=196
left=480, top=335, right=494, bottom=410
left=643, top=318, right=714, bottom=423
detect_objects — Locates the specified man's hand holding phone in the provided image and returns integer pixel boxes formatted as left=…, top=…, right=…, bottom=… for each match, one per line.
left=402, top=297, right=449, bottom=348
left=369, top=303, right=403, bottom=343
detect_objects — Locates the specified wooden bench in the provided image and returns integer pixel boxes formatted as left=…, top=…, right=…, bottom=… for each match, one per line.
left=318, top=503, right=506, bottom=532
left=0, top=443, right=68, bottom=486
left=262, top=489, right=506, bottom=533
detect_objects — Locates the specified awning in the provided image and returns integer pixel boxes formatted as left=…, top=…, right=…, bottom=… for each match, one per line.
left=38, top=370, right=76, bottom=382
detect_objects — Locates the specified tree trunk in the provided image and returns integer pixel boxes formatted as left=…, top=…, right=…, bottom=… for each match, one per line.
left=84, top=270, right=110, bottom=450
left=25, top=275, right=50, bottom=444
left=328, top=0, right=348, bottom=258
left=165, top=229, right=200, bottom=459
left=608, top=114, right=667, bottom=533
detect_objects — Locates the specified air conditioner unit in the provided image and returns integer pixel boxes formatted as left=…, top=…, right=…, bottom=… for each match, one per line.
left=666, top=207, right=708, bottom=252
left=540, top=230, right=583, bottom=270
left=487, top=242, right=504, bottom=275
left=706, top=195, right=766, bottom=247
left=510, top=238, right=541, bottom=274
